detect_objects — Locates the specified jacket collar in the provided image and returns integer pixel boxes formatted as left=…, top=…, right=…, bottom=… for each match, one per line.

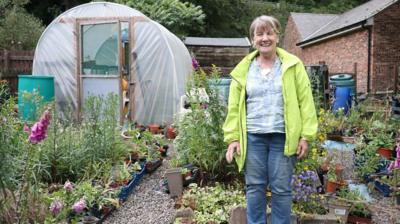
left=230, top=47, right=299, bottom=86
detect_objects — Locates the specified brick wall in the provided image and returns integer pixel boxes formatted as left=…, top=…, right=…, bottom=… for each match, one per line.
left=371, top=2, right=400, bottom=93
left=300, top=30, right=369, bottom=93
left=282, top=16, right=303, bottom=59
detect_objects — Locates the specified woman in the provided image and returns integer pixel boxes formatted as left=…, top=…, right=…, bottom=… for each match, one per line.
left=223, top=15, right=317, bottom=224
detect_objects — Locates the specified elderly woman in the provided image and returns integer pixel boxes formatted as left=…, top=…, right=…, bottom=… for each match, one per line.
left=223, top=15, right=317, bottom=224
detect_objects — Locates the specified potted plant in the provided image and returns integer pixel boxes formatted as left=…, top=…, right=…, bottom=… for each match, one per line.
left=337, top=188, right=372, bottom=224
left=372, top=130, right=395, bottom=159
left=166, top=126, right=176, bottom=139
left=347, top=203, right=372, bottom=224
left=325, top=169, right=338, bottom=194
left=148, top=124, right=160, bottom=134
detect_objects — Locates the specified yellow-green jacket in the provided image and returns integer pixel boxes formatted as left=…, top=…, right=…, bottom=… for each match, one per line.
left=222, top=48, right=318, bottom=172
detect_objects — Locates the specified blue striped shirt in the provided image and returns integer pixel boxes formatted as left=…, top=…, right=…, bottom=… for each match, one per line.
left=246, top=57, right=285, bottom=133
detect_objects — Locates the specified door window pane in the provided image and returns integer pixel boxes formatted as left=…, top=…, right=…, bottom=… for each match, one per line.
left=82, top=23, right=119, bottom=75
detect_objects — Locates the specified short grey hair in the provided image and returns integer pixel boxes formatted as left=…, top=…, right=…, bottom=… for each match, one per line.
left=249, top=15, right=281, bottom=41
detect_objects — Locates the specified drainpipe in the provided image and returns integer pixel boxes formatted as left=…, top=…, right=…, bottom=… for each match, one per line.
left=365, top=18, right=373, bottom=94
left=367, top=26, right=372, bottom=93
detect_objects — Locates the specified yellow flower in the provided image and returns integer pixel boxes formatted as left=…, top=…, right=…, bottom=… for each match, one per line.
left=304, top=165, right=309, bottom=170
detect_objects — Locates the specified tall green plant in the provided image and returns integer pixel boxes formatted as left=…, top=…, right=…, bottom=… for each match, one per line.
left=174, top=66, right=236, bottom=179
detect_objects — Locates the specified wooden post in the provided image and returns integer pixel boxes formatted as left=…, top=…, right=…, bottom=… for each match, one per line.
left=128, top=17, right=136, bottom=122
left=396, top=65, right=400, bottom=94
left=4, top=50, right=9, bottom=74
left=75, top=19, right=82, bottom=122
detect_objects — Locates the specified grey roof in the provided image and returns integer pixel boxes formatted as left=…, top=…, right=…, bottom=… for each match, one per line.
left=300, top=0, right=398, bottom=44
left=184, top=37, right=251, bottom=47
left=290, top=12, right=338, bottom=40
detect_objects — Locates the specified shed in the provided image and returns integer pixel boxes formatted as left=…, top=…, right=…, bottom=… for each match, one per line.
left=32, top=2, right=192, bottom=125
left=184, top=37, right=251, bottom=75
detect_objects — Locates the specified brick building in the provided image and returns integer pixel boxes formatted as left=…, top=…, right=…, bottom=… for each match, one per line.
left=283, top=0, right=400, bottom=94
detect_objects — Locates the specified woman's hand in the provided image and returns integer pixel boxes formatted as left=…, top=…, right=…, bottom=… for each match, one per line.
left=296, top=138, right=308, bottom=159
left=226, top=141, right=240, bottom=163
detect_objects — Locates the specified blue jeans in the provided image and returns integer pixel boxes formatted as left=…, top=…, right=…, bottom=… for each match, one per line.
left=245, top=133, right=296, bottom=224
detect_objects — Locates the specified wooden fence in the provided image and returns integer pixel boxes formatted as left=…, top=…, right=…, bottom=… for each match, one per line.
left=0, top=50, right=34, bottom=94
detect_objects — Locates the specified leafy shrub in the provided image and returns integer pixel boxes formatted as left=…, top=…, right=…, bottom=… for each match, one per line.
left=0, top=0, right=44, bottom=50
left=115, top=0, right=205, bottom=37
left=174, top=66, right=237, bottom=180
left=179, top=183, right=245, bottom=223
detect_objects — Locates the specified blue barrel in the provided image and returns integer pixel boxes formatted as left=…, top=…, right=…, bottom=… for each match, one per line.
left=329, top=74, right=356, bottom=96
left=333, top=87, right=352, bottom=113
left=208, top=78, right=232, bottom=103
left=18, top=75, right=54, bottom=121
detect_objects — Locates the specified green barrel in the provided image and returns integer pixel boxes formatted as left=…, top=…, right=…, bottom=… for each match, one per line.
left=18, top=75, right=54, bottom=121
left=208, top=78, right=232, bottom=103
left=329, top=73, right=356, bottom=95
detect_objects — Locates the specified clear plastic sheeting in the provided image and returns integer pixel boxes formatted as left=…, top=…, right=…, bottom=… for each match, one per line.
left=32, top=2, right=192, bottom=125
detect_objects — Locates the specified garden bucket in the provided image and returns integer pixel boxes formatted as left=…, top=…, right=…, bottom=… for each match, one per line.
left=18, top=75, right=54, bottom=121
left=165, top=168, right=183, bottom=197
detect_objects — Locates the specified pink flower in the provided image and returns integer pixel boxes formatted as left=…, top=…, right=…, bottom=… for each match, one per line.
left=72, top=199, right=86, bottom=214
left=63, top=180, right=73, bottom=192
left=192, top=57, right=199, bottom=70
left=49, top=199, right=63, bottom=216
left=388, top=162, right=395, bottom=172
left=23, top=123, right=30, bottom=133
left=29, top=110, right=51, bottom=144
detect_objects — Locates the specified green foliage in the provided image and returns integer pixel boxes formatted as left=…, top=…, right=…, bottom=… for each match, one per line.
left=354, top=141, right=380, bottom=179
left=179, top=183, right=245, bottom=223
left=47, top=180, right=119, bottom=222
left=174, top=66, right=236, bottom=179
left=0, top=0, right=44, bottom=50
left=37, top=93, right=129, bottom=184
left=0, top=95, right=24, bottom=190
left=0, top=80, right=10, bottom=105
left=114, top=0, right=205, bottom=37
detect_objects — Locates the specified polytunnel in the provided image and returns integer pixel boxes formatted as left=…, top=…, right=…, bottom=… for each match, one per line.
left=32, top=1, right=192, bottom=125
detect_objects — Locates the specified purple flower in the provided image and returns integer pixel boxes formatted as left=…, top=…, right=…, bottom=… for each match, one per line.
left=64, top=180, right=73, bottom=192
left=192, top=57, right=199, bottom=70
left=49, top=199, right=63, bottom=216
left=29, top=110, right=51, bottom=144
left=72, top=199, right=86, bottom=214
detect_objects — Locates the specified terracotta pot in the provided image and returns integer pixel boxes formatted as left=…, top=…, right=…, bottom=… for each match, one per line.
left=347, top=215, right=372, bottom=224
left=377, top=147, right=393, bottom=159
left=335, top=164, right=345, bottom=180
left=326, top=180, right=337, bottom=193
left=336, top=180, right=348, bottom=190
left=166, top=127, right=176, bottom=139
left=148, top=124, right=160, bottom=134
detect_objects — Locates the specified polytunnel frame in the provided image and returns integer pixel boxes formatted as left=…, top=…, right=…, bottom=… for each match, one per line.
left=74, top=16, right=148, bottom=123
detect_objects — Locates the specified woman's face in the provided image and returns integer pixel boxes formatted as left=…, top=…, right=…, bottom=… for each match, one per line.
left=253, top=26, right=279, bottom=55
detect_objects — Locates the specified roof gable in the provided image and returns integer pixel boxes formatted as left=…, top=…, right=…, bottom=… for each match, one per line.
left=298, top=0, right=398, bottom=45
left=290, top=12, right=338, bottom=40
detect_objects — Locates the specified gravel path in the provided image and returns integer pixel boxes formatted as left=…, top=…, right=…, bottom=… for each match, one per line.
left=103, top=157, right=176, bottom=224
left=370, top=192, right=400, bottom=224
